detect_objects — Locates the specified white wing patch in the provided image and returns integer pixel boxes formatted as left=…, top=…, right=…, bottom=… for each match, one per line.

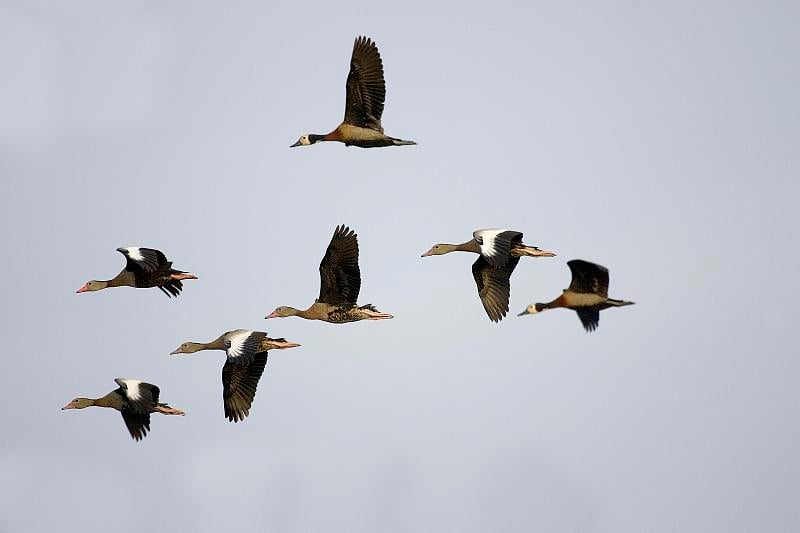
left=121, top=247, right=144, bottom=262
left=226, top=330, right=255, bottom=360
left=117, top=378, right=143, bottom=401
left=473, top=229, right=506, bottom=258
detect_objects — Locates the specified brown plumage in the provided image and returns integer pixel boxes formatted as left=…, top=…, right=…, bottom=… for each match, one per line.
left=290, top=36, right=416, bottom=148
left=170, top=331, right=301, bottom=422
left=62, top=378, right=185, bottom=441
left=266, top=225, right=394, bottom=323
left=76, top=247, right=197, bottom=298
left=519, top=259, right=635, bottom=332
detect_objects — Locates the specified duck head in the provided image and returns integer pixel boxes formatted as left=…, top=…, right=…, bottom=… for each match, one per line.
left=421, top=243, right=459, bottom=257
left=518, top=303, right=547, bottom=316
left=76, top=280, right=108, bottom=293
left=265, top=306, right=300, bottom=319
left=170, top=342, right=206, bottom=355
left=290, top=134, right=325, bottom=147
left=62, top=397, right=94, bottom=410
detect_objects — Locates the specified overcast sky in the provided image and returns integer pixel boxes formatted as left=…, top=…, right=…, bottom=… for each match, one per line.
left=0, top=1, right=798, bottom=532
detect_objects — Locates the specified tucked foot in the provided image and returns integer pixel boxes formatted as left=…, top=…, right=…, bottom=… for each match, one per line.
left=170, top=273, right=198, bottom=281
left=268, top=340, right=302, bottom=349
left=155, top=405, right=186, bottom=416
left=363, top=309, right=394, bottom=320
left=518, top=246, right=556, bottom=258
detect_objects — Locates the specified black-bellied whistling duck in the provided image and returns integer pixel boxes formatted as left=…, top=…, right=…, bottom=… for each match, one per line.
left=62, top=378, right=185, bottom=441
left=266, top=225, right=394, bottom=323
left=518, top=259, right=634, bottom=332
left=421, top=229, right=556, bottom=322
left=76, top=247, right=197, bottom=298
left=290, top=36, right=415, bottom=149
left=170, top=330, right=300, bottom=422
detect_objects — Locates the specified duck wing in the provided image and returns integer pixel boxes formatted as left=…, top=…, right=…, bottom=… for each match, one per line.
left=473, top=230, right=523, bottom=268
left=576, top=308, right=601, bottom=332
left=343, top=36, right=386, bottom=131
left=157, top=279, right=184, bottom=298
left=114, top=379, right=158, bottom=441
left=471, top=255, right=520, bottom=322
left=318, top=225, right=361, bottom=305
left=567, top=260, right=609, bottom=297
left=119, top=409, right=151, bottom=441
left=116, top=247, right=169, bottom=274
left=114, top=378, right=159, bottom=406
left=224, top=330, right=267, bottom=366
left=222, top=352, right=269, bottom=423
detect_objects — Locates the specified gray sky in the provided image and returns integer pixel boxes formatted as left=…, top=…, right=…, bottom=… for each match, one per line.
left=0, top=1, right=798, bottom=532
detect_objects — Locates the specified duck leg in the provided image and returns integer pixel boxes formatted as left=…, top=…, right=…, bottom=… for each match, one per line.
left=169, top=273, right=198, bottom=281
left=154, top=404, right=186, bottom=416
left=361, top=308, right=394, bottom=320
left=513, top=245, right=556, bottom=258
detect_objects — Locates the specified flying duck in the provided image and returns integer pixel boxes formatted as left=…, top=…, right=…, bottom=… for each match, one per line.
left=76, top=247, right=197, bottom=297
left=62, top=378, right=185, bottom=441
left=518, top=259, right=634, bottom=332
left=421, top=229, right=556, bottom=322
left=266, top=225, right=394, bottom=323
left=170, top=330, right=300, bottom=422
left=290, top=36, right=416, bottom=148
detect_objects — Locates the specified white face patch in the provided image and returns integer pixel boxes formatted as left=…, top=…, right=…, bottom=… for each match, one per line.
left=300, top=135, right=311, bottom=146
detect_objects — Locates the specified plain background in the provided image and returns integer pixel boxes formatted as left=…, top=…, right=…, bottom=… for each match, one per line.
left=1, top=1, right=797, bottom=532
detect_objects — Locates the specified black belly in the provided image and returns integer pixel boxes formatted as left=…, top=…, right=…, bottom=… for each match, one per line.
left=134, top=270, right=172, bottom=288
left=345, top=139, right=395, bottom=148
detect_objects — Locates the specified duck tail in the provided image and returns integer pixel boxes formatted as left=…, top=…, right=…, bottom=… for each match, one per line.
left=390, top=137, right=416, bottom=146
left=606, top=299, right=635, bottom=307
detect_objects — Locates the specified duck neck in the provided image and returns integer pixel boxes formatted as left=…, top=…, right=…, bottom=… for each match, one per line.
left=202, top=336, right=227, bottom=351
left=298, top=305, right=320, bottom=319
left=107, top=271, right=135, bottom=288
left=541, top=294, right=568, bottom=310
left=92, top=395, right=114, bottom=408
left=455, top=240, right=481, bottom=253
